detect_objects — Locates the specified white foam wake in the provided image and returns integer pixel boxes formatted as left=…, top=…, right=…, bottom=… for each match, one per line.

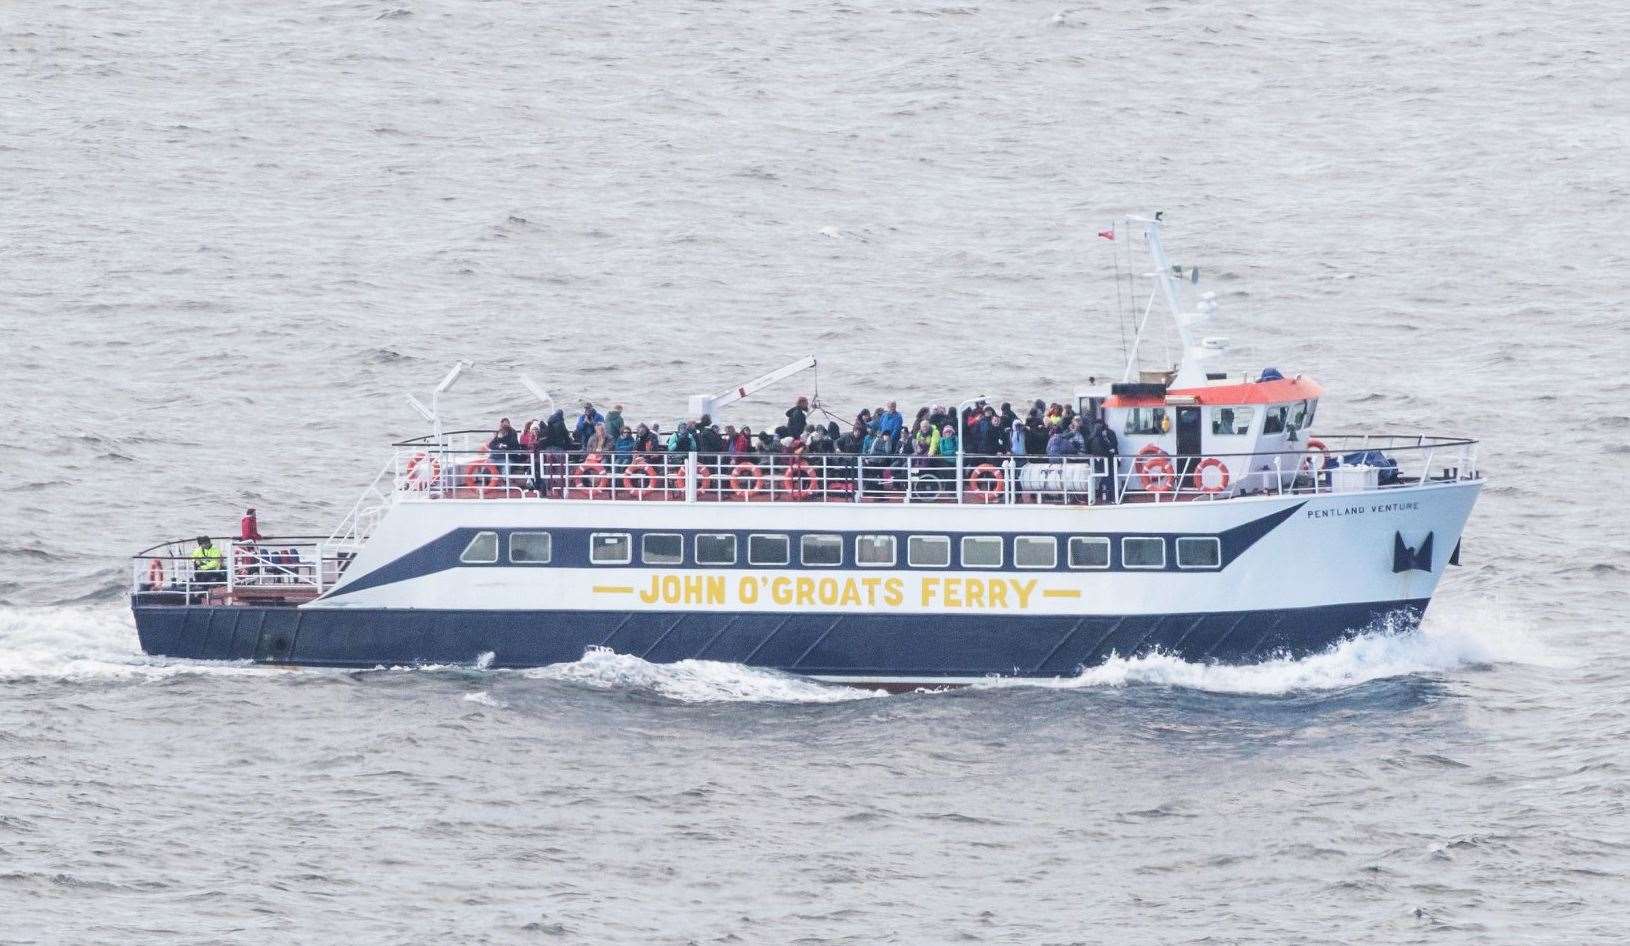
left=0, top=605, right=263, bottom=683
left=523, top=648, right=886, bottom=704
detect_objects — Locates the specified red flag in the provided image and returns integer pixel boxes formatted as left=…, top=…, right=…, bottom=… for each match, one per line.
left=1098, top=227, right=1115, bottom=240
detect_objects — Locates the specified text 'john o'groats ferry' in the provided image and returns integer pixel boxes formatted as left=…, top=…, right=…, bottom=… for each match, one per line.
left=131, top=215, right=1483, bottom=688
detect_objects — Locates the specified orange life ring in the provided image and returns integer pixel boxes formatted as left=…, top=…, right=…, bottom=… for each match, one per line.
left=461, top=459, right=503, bottom=497
left=782, top=459, right=817, bottom=500
left=670, top=461, right=713, bottom=499
left=967, top=463, right=1004, bottom=501
left=729, top=461, right=766, bottom=500
left=620, top=457, right=659, bottom=499
left=405, top=452, right=441, bottom=489
left=147, top=558, right=166, bottom=588
left=1191, top=457, right=1231, bottom=493
left=1135, top=443, right=1177, bottom=493
left=1301, top=437, right=1330, bottom=477
left=575, top=453, right=610, bottom=498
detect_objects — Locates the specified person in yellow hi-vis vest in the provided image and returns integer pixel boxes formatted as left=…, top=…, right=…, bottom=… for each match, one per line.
left=190, top=536, right=225, bottom=586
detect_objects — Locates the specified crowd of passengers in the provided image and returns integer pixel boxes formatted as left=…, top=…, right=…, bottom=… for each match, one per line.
left=482, top=397, right=1121, bottom=500
left=489, top=397, right=1120, bottom=463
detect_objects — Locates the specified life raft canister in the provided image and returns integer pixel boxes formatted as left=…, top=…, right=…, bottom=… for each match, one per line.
left=620, top=457, right=659, bottom=499
left=729, top=461, right=766, bottom=500
left=966, top=463, right=1005, bottom=501
left=782, top=458, right=817, bottom=500
left=405, top=452, right=441, bottom=489
left=1191, top=456, right=1231, bottom=493
left=575, top=453, right=610, bottom=498
left=1135, top=443, right=1177, bottom=493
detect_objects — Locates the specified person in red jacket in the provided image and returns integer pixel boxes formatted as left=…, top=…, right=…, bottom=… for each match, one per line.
left=240, top=508, right=262, bottom=541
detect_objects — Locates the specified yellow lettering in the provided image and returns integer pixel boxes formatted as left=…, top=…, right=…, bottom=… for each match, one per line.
left=706, top=576, right=726, bottom=605
left=795, top=577, right=815, bottom=606
left=661, top=574, right=681, bottom=602
left=920, top=577, right=939, bottom=606
left=840, top=579, right=861, bottom=606
left=817, top=577, right=839, bottom=606
left=1013, top=579, right=1037, bottom=609
left=884, top=578, right=904, bottom=606
left=683, top=575, right=704, bottom=604
left=988, top=579, right=1009, bottom=609
left=943, top=578, right=962, bottom=608
left=739, top=576, right=759, bottom=604
left=964, top=579, right=986, bottom=609
left=639, top=574, right=661, bottom=604
left=861, top=577, right=881, bottom=606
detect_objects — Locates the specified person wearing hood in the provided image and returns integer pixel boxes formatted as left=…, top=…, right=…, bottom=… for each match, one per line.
left=605, top=405, right=625, bottom=442
left=785, top=397, right=810, bottom=438
left=936, top=424, right=958, bottom=457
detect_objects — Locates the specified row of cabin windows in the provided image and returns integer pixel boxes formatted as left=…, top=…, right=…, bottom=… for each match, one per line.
left=1124, top=400, right=1316, bottom=437
left=459, top=531, right=1222, bottom=570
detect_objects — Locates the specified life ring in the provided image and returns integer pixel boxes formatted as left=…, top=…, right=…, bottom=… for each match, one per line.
left=462, top=459, right=503, bottom=497
left=405, top=452, right=441, bottom=489
left=729, top=461, right=766, bottom=500
left=146, top=558, right=166, bottom=588
left=1135, top=443, right=1176, bottom=493
left=782, top=458, right=818, bottom=500
left=575, top=453, right=610, bottom=498
left=1191, top=456, right=1231, bottom=493
left=1300, top=437, right=1330, bottom=477
left=620, top=457, right=659, bottom=499
left=670, top=461, right=713, bottom=499
left=966, top=463, right=1004, bottom=502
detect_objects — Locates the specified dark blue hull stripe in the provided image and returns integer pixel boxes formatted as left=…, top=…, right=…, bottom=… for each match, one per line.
left=132, top=599, right=1430, bottom=679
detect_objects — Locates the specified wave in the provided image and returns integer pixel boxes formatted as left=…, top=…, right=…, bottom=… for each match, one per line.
left=0, top=606, right=263, bottom=683
left=522, top=648, right=887, bottom=704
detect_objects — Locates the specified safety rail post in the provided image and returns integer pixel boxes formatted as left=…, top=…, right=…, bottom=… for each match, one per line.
left=685, top=452, right=697, bottom=503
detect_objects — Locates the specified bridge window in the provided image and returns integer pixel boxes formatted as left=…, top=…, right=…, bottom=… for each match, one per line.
left=1263, top=405, right=1288, bottom=435
left=1177, top=537, right=1221, bottom=569
left=801, top=534, right=843, bottom=566
left=1068, top=536, right=1110, bottom=569
left=1122, top=537, right=1165, bottom=569
left=590, top=533, right=631, bottom=565
left=1123, top=407, right=1168, bottom=436
left=509, top=532, right=552, bottom=564
left=1288, top=400, right=1310, bottom=432
left=641, top=533, right=683, bottom=565
left=696, top=533, right=737, bottom=566
left=1014, top=536, right=1057, bottom=569
left=1210, top=407, right=1255, bottom=436
left=856, top=535, right=896, bottom=567
left=961, top=536, right=1003, bottom=569
left=460, top=531, right=498, bottom=564
left=908, top=535, right=950, bottom=568
left=748, top=534, right=789, bottom=566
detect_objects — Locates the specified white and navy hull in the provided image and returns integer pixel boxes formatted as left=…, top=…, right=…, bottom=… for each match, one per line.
left=133, top=482, right=1480, bottom=686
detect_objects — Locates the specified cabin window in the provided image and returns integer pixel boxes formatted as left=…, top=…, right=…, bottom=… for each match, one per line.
left=641, top=533, right=683, bottom=565
left=460, top=531, right=499, bottom=564
left=1302, top=399, right=1317, bottom=429
left=801, top=534, right=843, bottom=566
left=509, top=532, right=552, bottom=564
left=1289, top=400, right=1310, bottom=432
left=961, top=536, right=1003, bottom=569
left=695, top=533, right=737, bottom=566
left=1263, top=405, right=1288, bottom=435
left=1123, top=407, right=1168, bottom=436
left=1177, top=537, right=1221, bottom=569
left=1122, top=537, right=1166, bottom=569
left=1068, top=536, right=1110, bottom=569
left=908, top=535, right=951, bottom=568
left=1210, top=407, right=1255, bottom=436
left=1014, top=536, right=1057, bottom=569
left=748, top=534, right=789, bottom=566
left=590, top=533, right=631, bottom=565
left=855, top=535, right=896, bottom=567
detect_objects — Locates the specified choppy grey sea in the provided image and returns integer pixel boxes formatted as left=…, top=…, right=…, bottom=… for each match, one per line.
left=3, top=0, right=1628, bottom=942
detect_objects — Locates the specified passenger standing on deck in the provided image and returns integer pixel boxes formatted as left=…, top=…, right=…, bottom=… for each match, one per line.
left=1089, top=419, right=1121, bottom=503
left=785, top=397, right=809, bottom=439
left=240, top=508, right=262, bottom=542
left=878, top=401, right=902, bottom=439
left=574, top=402, right=602, bottom=448
left=605, top=405, right=625, bottom=442
left=191, top=536, right=225, bottom=587
left=488, top=418, right=523, bottom=481
left=584, top=422, right=611, bottom=454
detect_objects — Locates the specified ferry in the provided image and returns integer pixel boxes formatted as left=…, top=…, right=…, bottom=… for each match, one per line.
left=130, top=215, right=1483, bottom=688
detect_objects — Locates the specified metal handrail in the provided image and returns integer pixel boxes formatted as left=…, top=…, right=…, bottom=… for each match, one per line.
left=130, top=536, right=356, bottom=599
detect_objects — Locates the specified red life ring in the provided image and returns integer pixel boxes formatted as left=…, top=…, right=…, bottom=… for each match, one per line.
left=620, top=457, right=659, bottom=499
left=1191, top=457, right=1231, bottom=493
left=729, top=462, right=766, bottom=500
left=670, top=461, right=713, bottom=499
left=1135, top=443, right=1177, bottom=493
left=461, top=459, right=502, bottom=497
left=782, top=458, right=818, bottom=500
left=575, top=453, right=610, bottom=498
left=1300, top=437, right=1330, bottom=477
left=146, top=558, right=166, bottom=588
left=405, top=452, right=441, bottom=489
left=967, top=463, right=1004, bottom=502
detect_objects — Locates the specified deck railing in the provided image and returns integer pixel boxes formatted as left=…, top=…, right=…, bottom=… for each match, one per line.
left=387, top=433, right=1479, bottom=507
left=130, top=537, right=356, bottom=602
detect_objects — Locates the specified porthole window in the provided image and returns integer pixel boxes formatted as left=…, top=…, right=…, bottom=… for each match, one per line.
left=590, top=533, right=631, bottom=565
left=1176, top=537, right=1221, bottom=569
left=509, top=532, right=552, bottom=564
left=1014, top=536, right=1057, bottom=569
left=1121, top=537, right=1165, bottom=569
left=641, top=533, right=683, bottom=565
left=1067, top=536, right=1110, bottom=570
left=748, top=534, right=789, bottom=566
left=460, top=531, right=499, bottom=564
left=856, top=535, right=896, bottom=567
left=695, top=533, right=737, bottom=566
left=908, top=535, right=950, bottom=568
left=961, top=536, right=1003, bottom=569
left=801, top=534, right=842, bottom=566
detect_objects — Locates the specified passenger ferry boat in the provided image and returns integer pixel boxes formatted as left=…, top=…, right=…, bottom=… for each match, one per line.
left=130, top=216, right=1483, bottom=688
